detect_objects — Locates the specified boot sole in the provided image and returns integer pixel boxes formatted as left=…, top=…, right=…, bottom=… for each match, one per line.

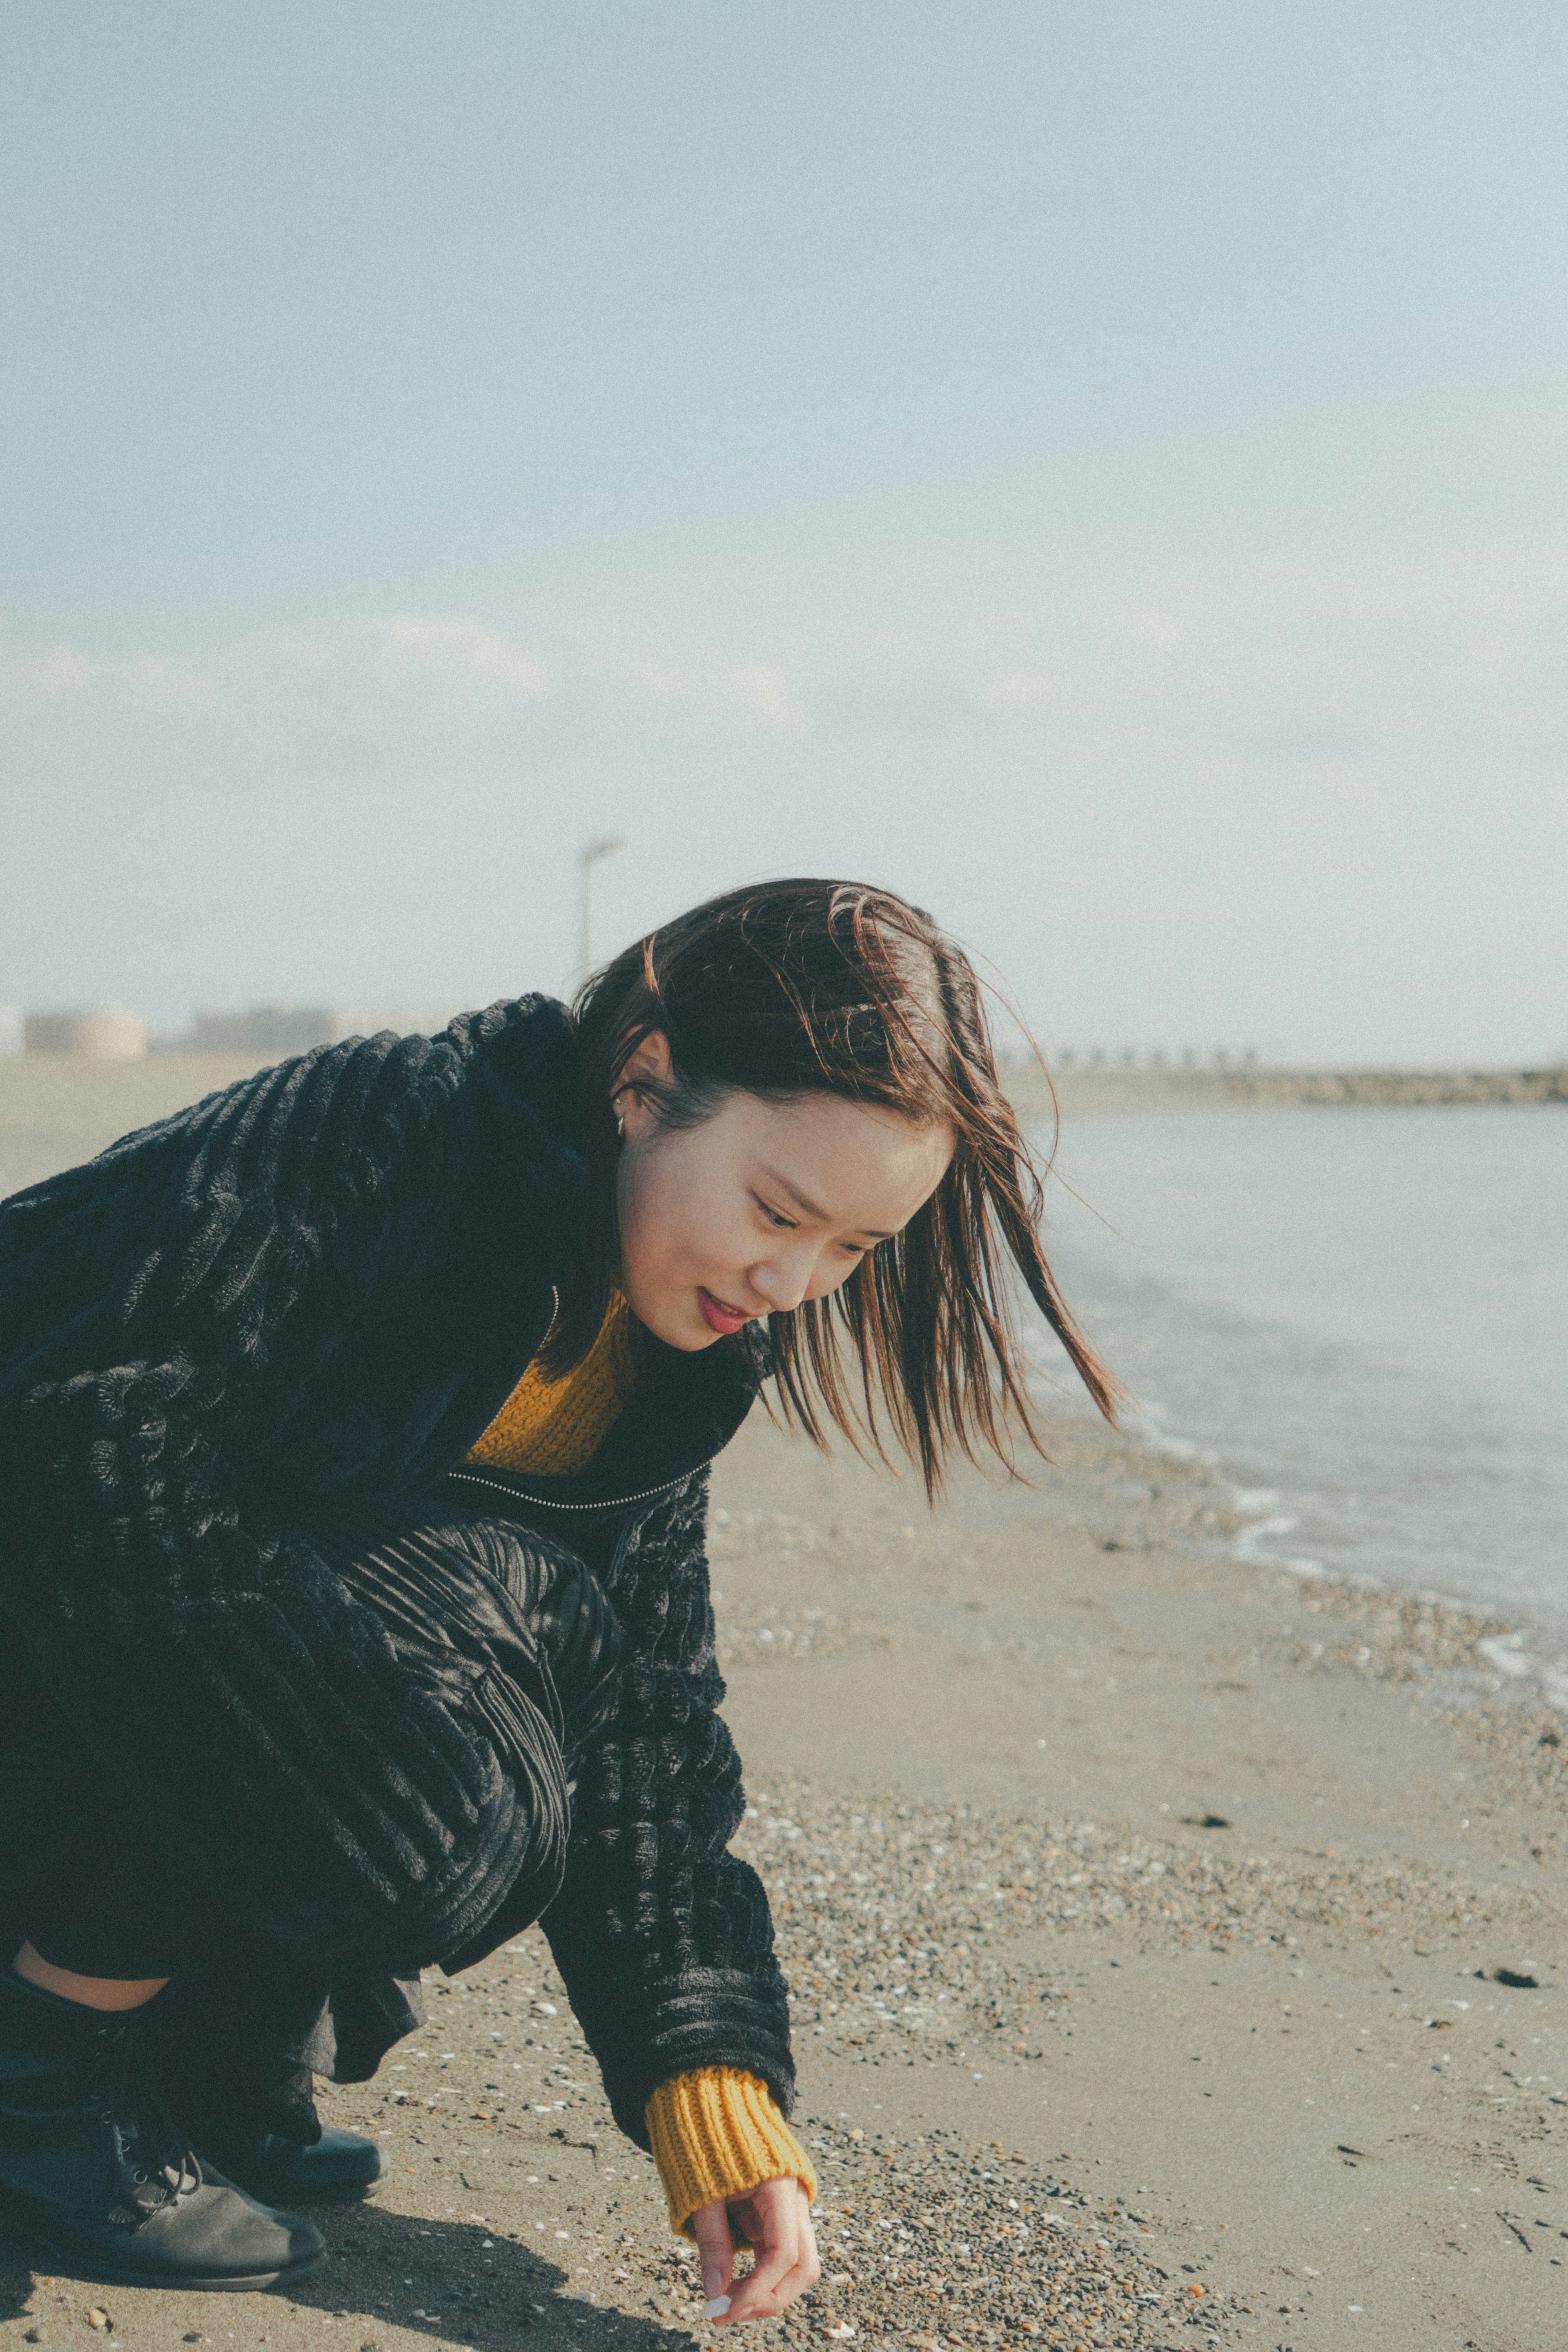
left=242, top=2172, right=382, bottom=2207
left=220, top=2153, right=386, bottom=2208
left=0, top=2215, right=325, bottom=2293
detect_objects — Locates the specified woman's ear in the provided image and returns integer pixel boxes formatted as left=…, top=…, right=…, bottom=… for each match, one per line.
left=611, top=1030, right=674, bottom=1139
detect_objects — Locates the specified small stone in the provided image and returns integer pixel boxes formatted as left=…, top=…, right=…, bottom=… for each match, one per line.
left=24, top=2331, right=44, bottom=2345
left=87, top=2314, right=109, bottom=2333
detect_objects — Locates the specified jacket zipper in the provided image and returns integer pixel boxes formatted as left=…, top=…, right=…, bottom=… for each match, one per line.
left=445, top=1460, right=716, bottom=1517
left=456, top=1284, right=717, bottom=1516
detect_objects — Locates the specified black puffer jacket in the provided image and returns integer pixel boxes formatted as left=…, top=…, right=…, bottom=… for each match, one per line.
left=0, top=998, right=792, bottom=2141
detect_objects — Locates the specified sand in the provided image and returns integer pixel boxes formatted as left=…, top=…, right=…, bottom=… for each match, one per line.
left=712, top=1413, right=1568, bottom=2350
left=0, top=1057, right=267, bottom=1198
left=3, top=1407, right=1564, bottom=2352
left=2, top=1070, right=1564, bottom=2350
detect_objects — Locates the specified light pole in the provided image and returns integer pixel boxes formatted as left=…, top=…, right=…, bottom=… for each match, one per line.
left=579, top=833, right=624, bottom=979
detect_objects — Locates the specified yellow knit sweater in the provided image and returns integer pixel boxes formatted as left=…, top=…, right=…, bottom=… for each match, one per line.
left=466, top=1298, right=816, bottom=2234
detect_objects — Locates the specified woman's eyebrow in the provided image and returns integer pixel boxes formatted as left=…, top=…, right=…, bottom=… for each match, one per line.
left=759, top=1166, right=893, bottom=1241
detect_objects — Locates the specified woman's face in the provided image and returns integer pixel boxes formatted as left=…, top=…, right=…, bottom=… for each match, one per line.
left=614, top=1034, right=954, bottom=1352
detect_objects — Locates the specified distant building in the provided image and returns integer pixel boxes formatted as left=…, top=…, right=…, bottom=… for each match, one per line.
left=177, top=1004, right=459, bottom=1058
left=183, top=1005, right=338, bottom=1057
left=24, top=1006, right=150, bottom=1059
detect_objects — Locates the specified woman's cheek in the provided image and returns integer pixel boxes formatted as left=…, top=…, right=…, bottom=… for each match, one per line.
left=617, top=1167, right=662, bottom=1302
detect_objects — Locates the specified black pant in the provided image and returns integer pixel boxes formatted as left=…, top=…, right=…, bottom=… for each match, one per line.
left=0, top=1500, right=620, bottom=2148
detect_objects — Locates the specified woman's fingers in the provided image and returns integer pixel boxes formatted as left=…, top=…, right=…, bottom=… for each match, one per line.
left=715, top=2176, right=820, bottom=2323
left=691, top=2198, right=737, bottom=2312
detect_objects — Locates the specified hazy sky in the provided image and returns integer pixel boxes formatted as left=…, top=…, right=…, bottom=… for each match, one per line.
left=3, top=2, right=1564, bottom=1062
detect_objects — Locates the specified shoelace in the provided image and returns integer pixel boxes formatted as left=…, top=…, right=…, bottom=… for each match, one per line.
left=125, top=2132, right=200, bottom=2207
left=113, top=2115, right=201, bottom=2214
left=93, top=2025, right=202, bottom=2214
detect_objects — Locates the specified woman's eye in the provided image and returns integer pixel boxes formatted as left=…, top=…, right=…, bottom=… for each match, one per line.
left=757, top=1199, right=795, bottom=1229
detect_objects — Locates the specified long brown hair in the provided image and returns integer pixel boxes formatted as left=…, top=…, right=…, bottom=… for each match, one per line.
left=560, top=878, right=1119, bottom=1497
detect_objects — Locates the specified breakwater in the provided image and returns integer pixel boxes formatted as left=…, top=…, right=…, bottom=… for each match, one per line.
left=1008, top=1061, right=1567, bottom=1121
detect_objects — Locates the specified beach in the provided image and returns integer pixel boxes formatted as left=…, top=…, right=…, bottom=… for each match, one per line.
left=3, top=1405, right=1564, bottom=2352
left=1, top=1065, right=1564, bottom=2352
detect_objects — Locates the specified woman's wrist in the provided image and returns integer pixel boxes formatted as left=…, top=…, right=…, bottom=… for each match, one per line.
left=644, top=2067, right=817, bottom=2238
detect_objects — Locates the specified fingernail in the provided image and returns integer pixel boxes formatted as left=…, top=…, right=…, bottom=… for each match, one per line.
left=704, top=2296, right=732, bottom=2319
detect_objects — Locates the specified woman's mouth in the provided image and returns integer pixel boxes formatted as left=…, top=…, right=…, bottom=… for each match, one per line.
left=697, top=1287, right=753, bottom=1335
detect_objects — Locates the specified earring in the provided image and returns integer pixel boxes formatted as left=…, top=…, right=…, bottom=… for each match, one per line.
left=616, top=1116, right=626, bottom=1141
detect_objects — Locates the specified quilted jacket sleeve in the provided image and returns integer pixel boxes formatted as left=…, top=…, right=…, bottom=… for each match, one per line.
left=0, top=1015, right=572, bottom=1968
left=540, top=1473, right=795, bottom=2146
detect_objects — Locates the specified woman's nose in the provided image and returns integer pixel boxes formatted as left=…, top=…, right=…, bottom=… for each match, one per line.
left=750, top=1246, right=818, bottom=1314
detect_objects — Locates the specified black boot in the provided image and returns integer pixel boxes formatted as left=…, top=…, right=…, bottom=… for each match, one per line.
left=203, top=2125, right=385, bottom=2206
left=138, top=1976, right=389, bottom=2209
left=0, top=1970, right=325, bottom=2291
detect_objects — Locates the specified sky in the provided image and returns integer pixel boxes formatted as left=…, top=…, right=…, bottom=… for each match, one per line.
left=2, top=2, right=1564, bottom=1063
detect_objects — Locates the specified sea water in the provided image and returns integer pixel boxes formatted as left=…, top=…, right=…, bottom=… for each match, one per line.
left=1031, top=1104, right=1567, bottom=1650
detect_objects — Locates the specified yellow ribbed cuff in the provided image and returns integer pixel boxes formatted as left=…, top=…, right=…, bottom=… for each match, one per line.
left=644, top=2068, right=817, bottom=2240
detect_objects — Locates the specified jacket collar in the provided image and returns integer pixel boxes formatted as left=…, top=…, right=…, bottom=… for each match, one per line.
left=455, top=994, right=590, bottom=1212
left=450, top=1320, right=766, bottom=1515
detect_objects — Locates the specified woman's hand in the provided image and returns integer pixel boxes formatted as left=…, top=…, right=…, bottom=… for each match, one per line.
left=692, top=2174, right=820, bottom=2325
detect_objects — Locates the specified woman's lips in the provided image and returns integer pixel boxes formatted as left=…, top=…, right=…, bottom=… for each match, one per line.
left=697, top=1286, right=752, bottom=1335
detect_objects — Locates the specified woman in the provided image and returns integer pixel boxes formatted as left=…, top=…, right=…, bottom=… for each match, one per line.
left=0, top=880, right=1113, bottom=2314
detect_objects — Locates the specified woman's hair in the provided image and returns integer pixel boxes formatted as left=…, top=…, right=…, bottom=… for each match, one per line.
left=559, top=877, right=1119, bottom=1497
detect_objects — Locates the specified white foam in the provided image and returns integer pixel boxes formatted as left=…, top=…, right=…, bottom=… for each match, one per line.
left=1476, top=1632, right=1568, bottom=1712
